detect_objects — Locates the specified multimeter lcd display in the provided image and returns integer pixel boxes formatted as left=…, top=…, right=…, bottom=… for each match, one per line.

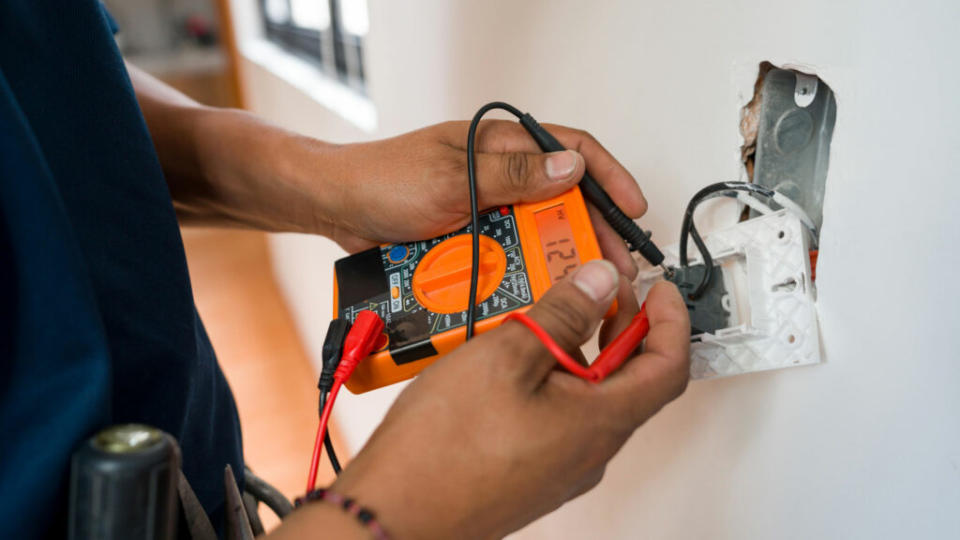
left=534, top=204, right=582, bottom=284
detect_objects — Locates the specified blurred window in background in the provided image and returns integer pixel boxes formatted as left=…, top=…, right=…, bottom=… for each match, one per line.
left=260, top=0, right=367, bottom=93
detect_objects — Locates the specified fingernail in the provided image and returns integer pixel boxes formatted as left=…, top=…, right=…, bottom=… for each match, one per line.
left=573, top=260, right=619, bottom=303
left=545, top=150, right=579, bottom=182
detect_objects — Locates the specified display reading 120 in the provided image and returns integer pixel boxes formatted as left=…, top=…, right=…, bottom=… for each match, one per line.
left=534, top=204, right=582, bottom=284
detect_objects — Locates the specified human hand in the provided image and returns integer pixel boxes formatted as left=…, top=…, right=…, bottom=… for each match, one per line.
left=136, top=77, right=646, bottom=276
left=319, top=121, right=648, bottom=278
left=318, top=261, right=690, bottom=538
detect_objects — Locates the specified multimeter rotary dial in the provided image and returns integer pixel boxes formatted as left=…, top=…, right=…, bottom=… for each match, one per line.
left=412, top=234, right=507, bottom=314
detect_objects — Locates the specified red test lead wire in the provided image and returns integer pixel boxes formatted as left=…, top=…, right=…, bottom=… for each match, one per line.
left=502, top=304, right=649, bottom=383
left=306, top=383, right=341, bottom=493
left=306, top=310, right=385, bottom=493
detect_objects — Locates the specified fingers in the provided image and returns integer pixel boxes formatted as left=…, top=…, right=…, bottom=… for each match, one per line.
left=539, top=123, right=647, bottom=218
left=472, top=148, right=640, bottom=282
left=497, top=260, right=620, bottom=386
left=473, top=149, right=585, bottom=209
left=599, top=281, right=691, bottom=426
left=598, top=277, right=641, bottom=349
left=444, top=120, right=647, bottom=220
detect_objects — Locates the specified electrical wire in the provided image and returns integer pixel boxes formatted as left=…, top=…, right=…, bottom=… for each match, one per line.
left=731, top=191, right=775, bottom=215
left=682, top=219, right=714, bottom=299
left=503, top=305, right=650, bottom=383
left=465, top=102, right=524, bottom=340
left=306, top=381, right=341, bottom=493
left=724, top=191, right=818, bottom=247
left=679, top=181, right=818, bottom=300
left=678, top=184, right=759, bottom=299
left=316, top=318, right=350, bottom=476
left=305, top=311, right=383, bottom=490
left=319, top=391, right=342, bottom=474
left=244, top=467, right=294, bottom=519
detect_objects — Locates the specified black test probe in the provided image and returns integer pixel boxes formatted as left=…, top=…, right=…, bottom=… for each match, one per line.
left=465, top=102, right=670, bottom=339
left=517, top=112, right=669, bottom=272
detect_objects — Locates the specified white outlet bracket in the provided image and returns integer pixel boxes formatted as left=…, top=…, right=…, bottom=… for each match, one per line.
left=635, top=210, right=821, bottom=379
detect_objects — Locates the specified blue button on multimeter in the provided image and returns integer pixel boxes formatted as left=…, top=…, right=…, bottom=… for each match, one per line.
left=387, top=245, right=409, bottom=263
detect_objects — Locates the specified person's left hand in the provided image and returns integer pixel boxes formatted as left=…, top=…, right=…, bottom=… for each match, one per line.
left=273, top=262, right=690, bottom=539
left=315, top=120, right=648, bottom=278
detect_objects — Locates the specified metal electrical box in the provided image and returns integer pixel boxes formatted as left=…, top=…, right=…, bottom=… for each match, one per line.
left=753, top=68, right=836, bottom=230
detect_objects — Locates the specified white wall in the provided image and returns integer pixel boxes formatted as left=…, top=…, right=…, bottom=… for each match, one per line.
left=231, top=1, right=960, bottom=537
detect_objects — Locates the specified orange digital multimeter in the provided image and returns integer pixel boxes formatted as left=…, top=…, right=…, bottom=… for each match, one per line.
left=332, top=186, right=607, bottom=393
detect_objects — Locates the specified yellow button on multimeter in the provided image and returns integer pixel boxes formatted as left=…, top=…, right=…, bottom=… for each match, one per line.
left=333, top=186, right=609, bottom=393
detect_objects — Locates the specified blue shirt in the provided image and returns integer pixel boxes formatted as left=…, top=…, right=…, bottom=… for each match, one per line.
left=0, top=1, right=243, bottom=536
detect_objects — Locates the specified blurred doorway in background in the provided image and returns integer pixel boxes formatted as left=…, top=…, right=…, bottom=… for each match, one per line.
left=104, top=0, right=241, bottom=107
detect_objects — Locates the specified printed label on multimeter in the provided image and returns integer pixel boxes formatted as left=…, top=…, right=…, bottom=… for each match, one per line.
left=335, top=207, right=533, bottom=365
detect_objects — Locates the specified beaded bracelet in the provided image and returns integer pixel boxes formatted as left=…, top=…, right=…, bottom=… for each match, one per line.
left=295, top=488, right=390, bottom=539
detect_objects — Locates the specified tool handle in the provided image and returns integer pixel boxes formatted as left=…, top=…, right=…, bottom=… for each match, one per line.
left=518, top=113, right=665, bottom=266
left=69, top=425, right=180, bottom=540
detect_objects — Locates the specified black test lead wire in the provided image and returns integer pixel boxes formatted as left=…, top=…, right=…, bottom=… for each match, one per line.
left=317, top=318, right=351, bottom=475
left=465, top=103, right=523, bottom=340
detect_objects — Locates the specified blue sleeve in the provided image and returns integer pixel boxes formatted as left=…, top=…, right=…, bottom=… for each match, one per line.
left=0, top=69, right=112, bottom=539
left=100, top=2, right=119, bottom=34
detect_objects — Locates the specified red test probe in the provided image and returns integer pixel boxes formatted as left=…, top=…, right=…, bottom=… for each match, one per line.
left=503, top=304, right=650, bottom=383
left=306, top=310, right=385, bottom=493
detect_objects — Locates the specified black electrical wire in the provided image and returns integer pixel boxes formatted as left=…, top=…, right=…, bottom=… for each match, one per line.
left=465, top=102, right=524, bottom=340
left=319, top=391, right=342, bottom=474
left=679, top=182, right=778, bottom=299
left=317, top=318, right=350, bottom=474
left=681, top=220, right=714, bottom=300
left=244, top=467, right=294, bottom=518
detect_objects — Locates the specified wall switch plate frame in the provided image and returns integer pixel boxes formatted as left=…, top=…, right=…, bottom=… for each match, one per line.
left=635, top=210, right=821, bottom=379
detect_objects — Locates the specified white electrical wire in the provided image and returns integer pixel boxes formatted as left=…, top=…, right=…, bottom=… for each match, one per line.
left=732, top=191, right=775, bottom=215
left=711, top=190, right=820, bottom=248
left=771, top=192, right=818, bottom=236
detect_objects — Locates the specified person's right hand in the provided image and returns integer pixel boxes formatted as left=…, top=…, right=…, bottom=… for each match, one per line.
left=306, top=260, right=690, bottom=539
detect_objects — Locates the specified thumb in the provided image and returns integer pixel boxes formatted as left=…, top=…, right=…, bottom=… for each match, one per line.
left=475, top=149, right=584, bottom=208
left=498, top=259, right=620, bottom=385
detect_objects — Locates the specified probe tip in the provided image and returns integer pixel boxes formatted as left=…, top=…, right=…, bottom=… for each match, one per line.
left=660, top=264, right=674, bottom=278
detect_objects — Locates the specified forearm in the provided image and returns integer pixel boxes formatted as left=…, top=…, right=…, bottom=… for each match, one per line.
left=127, top=63, right=346, bottom=234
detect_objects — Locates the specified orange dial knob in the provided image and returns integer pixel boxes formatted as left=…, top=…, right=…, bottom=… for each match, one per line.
left=412, top=234, right=507, bottom=314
